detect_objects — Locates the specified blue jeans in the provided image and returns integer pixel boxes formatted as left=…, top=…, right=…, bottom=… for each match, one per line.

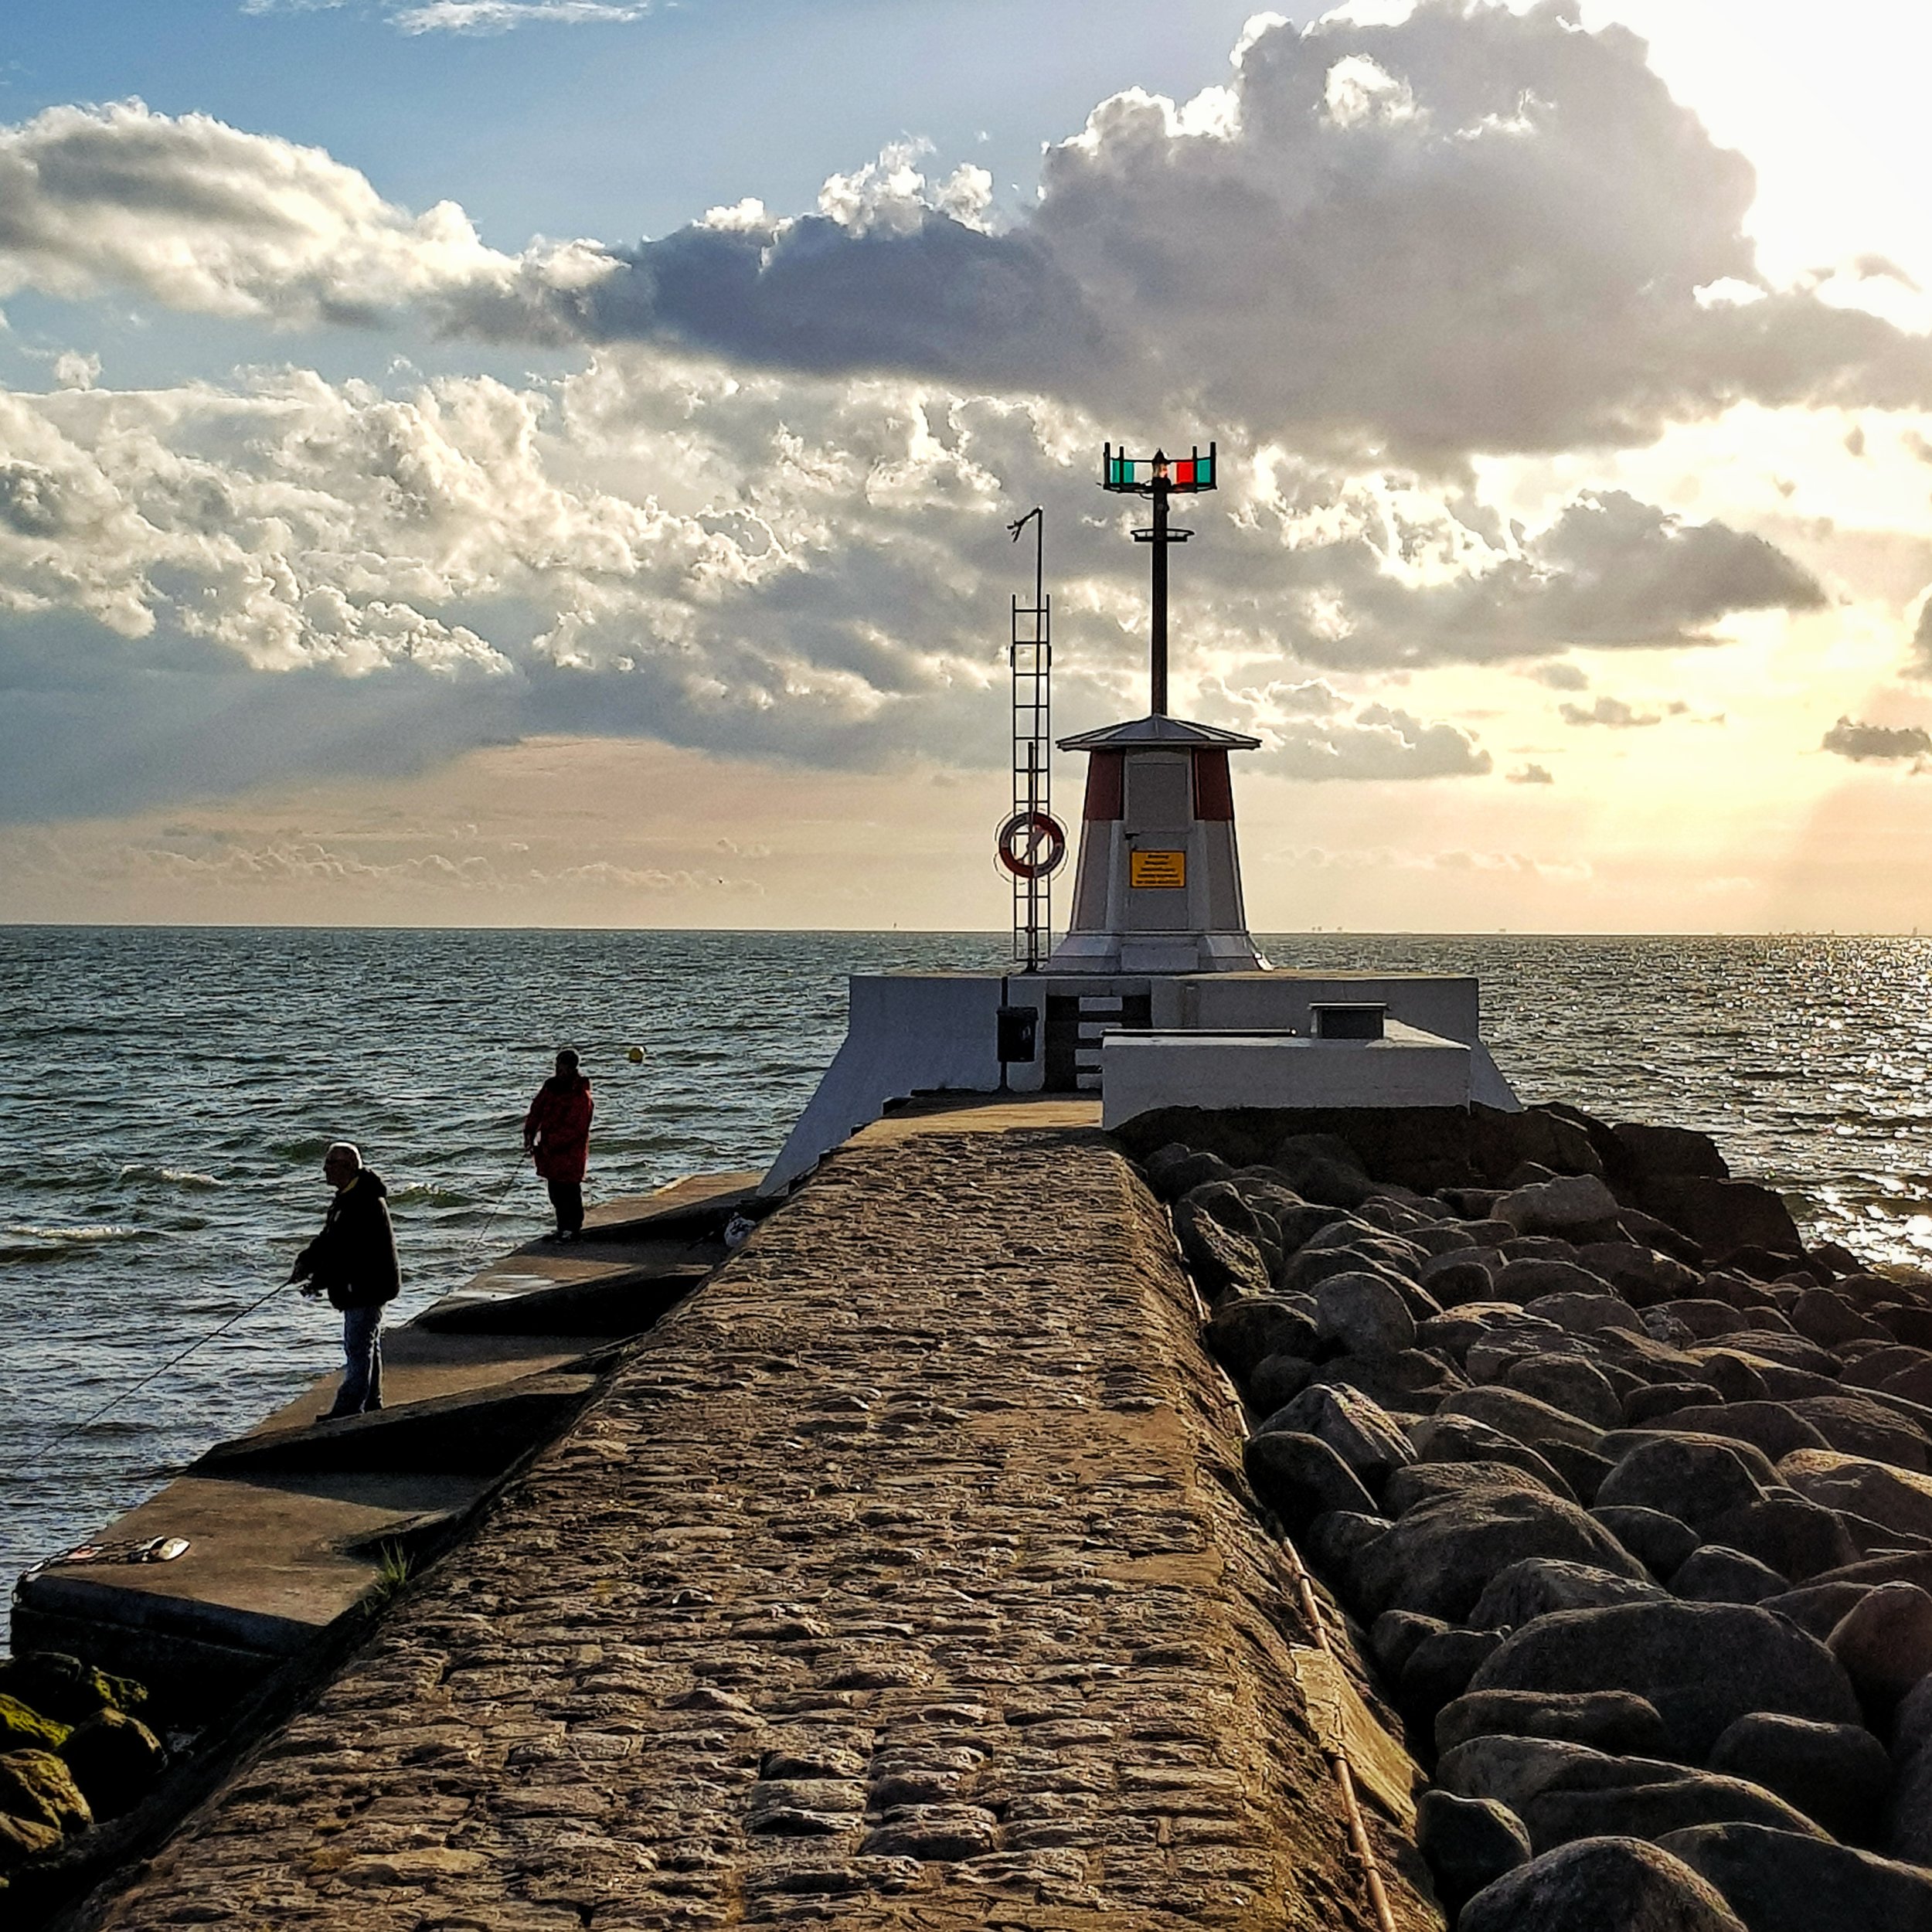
left=330, top=1304, right=383, bottom=1417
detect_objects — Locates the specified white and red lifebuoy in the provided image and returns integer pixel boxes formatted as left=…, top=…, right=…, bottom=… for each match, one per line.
left=996, top=809, right=1067, bottom=879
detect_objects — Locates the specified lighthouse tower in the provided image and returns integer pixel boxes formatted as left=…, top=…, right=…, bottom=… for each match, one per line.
left=1050, top=445, right=1264, bottom=973
left=760, top=439, right=1521, bottom=1190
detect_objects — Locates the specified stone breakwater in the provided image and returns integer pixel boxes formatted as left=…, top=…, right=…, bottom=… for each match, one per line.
left=1123, top=1100, right=1932, bottom=1932
left=76, top=1120, right=1434, bottom=1932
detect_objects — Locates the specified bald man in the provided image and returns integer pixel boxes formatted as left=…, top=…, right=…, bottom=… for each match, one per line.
left=288, top=1141, right=402, bottom=1418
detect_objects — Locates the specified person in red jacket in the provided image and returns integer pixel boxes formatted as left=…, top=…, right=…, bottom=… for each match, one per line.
left=523, top=1048, right=594, bottom=1241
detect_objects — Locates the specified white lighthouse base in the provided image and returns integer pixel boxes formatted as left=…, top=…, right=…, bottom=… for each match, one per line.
left=762, top=968, right=1519, bottom=1192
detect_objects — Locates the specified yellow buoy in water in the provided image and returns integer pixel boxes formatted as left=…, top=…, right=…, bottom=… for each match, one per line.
left=627, top=1045, right=645, bottom=1064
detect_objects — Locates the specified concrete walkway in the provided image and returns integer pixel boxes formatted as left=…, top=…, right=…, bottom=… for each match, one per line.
left=86, top=1123, right=1432, bottom=1930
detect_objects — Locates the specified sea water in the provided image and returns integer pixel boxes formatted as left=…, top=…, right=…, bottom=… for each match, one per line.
left=2, top=927, right=1929, bottom=1587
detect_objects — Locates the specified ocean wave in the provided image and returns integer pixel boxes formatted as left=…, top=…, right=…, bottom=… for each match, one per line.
left=0, top=1223, right=156, bottom=1267
left=117, top=1163, right=221, bottom=1191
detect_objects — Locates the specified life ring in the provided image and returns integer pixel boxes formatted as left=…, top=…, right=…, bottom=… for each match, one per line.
left=996, top=809, right=1067, bottom=879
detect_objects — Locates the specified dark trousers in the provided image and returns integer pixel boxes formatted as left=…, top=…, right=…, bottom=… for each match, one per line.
left=328, top=1304, right=383, bottom=1416
left=547, top=1178, right=584, bottom=1236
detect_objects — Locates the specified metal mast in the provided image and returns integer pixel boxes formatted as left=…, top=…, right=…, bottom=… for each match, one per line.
left=1007, top=506, right=1052, bottom=970
left=1103, top=442, right=1216, bottom=716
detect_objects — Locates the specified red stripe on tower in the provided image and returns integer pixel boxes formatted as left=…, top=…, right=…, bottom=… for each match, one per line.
left=1083, top=751, right=1124, bottom=821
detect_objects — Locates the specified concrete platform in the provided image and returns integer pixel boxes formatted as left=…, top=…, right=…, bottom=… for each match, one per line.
left=12, top=1172, right=739, bottom=1717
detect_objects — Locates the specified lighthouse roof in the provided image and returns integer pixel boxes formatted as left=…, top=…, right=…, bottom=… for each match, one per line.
left=1057, top=713, right=1262, bottom=753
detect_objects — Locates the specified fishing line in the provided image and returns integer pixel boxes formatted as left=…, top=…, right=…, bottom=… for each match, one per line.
left=10, top=1275, right=293, bottom=1477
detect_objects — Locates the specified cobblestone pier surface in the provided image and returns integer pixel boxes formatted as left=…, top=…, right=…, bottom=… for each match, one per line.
left=85, top=1119, right=1434, bottom=1932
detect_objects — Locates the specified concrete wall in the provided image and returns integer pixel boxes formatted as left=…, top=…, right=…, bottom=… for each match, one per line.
left=1100, top=1023, right=1472, bottom=1128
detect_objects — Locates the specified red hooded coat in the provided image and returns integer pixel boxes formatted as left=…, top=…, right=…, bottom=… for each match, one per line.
left=523, top=1073, right=594, bottom=1182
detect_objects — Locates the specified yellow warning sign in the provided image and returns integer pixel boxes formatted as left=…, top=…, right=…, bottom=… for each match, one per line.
left=1131, top=849, right=1187, bottom=889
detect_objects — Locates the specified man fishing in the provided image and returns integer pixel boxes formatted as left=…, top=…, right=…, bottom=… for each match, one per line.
left=523, top=1047, right=594, bottom=1242
left=287, top=1141, right=400, bottom=1418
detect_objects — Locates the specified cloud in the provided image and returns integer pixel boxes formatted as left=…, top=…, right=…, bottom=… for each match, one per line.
left=1821, top=715, right=1932, bottom=763
left=1506, top=762, right=1555, bottom=784
left=389, top=2, right=650, bottom=32
left=243, top=0, right=648, bottom=27
left=1560, top=694, right=1665, bottom=728
left=1225, top=483, right=1824, bottom=670
left=1530, top=662, right=1590, bottom=691
left=0, top=100, right=604, bottom=334
left=1912, top=596, right=1932, bottom=676
left=1269, top=702, right=1492, bottom=781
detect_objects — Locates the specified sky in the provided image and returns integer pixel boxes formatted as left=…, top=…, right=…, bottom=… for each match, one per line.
left=2, top=0, right=1930, bottom=933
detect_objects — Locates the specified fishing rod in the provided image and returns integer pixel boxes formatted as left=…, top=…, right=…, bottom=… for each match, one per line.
left=11, top=1275, right=294, bottom=1477
left=455, top=1145, right=529, bottom=1274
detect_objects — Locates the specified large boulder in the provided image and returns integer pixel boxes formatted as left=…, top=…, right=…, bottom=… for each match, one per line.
left=1437, top=1733, right=1623, bottom=1814
left=1418, top=1303, right=1566, bottom=1362
left=0, top=1748, right=93, bottom=1834
left=1142, top=1142, right=1233, bottom=1199
left=1301, top=1509, right=1392, bottom=1593
left=1241, top=1430, right=1376, bottom=1534
left=1706, top=1713, right=1892, bottom=1844
left=1201, top=1296, right=1318, bottom=1379
left=1696, top=1495, right=1858, bottom=1585
left=1652, top=1402, right=1830, bottom=1465
left=1498, top=1173, right=1624, bottom=1237
left=1780, top=1448, right=1932, bottom=1543
left=1254, top=1383, right=1413, bottom=1487
left=1437, top=1689, right=1668, bottom=1759
left=1492, top=1257, right=1622, bottom=1307
left=1658, top=1822, right=1932, bottom=1932
left=1271, top=1133, right=1373, bottom=1209
left=0, top=1810, right=62, bottom=1872
left=1281, top=1241, right=1413, bottom=1297
left=1441, top=1385, right=1610, bottom=1454
left=1468, top=1557, right=1664, bottom=1631
left=1311, top=1271, right=1417, bottom=1356
left=1520, top=1767, right=1826, bottom=1855
left=1460, top=1835, right=1750, bottom=1932
left=1172, top=1194, right=1272, bottom=1301
left=0, top=1654, right=145, bottom=1726
left=1671, top=1546, right=1788, bottom=1606
left=1353, top=1477, right=1649, bottom=1623
left=1470, top=1600, right=1863, bottom=1760
left=1416, top=1788, right=1531, bottom=1917
left=0, top=1695, right=69, bottom=1753
left=1828, top=1582, right=1932, bottom=1716
left=1245, top=1351, right=1315, bottom=1413
left=1788, top=1393, right=1930, bottom=1473
left=1314, top=1349, right=1463, bottom=1414
left=1596, top=1437, right=1771, bottom=1530
left=1406, top=1415, right=1577, bottom=1501
left=1592, top=1504, right=1701, bottom=1580
left=1638, top=1177, right=1804, bottom=1263
left=1385, top=1458, right=1570, bottom=1516
left=1504, top=1354, right=1624, bottom=1430
left=1522, top=1290, right=1645, bottom=1336
left=58, top=1706, right=166, bottom=1819
left=1614, top=1122, right=1730, bottom=1184
left=1402, top=1628, right=1505, bottom=1720
left=1892, top=1672, right=1932, bottom=1863
left=1758, top=1580, right=1869, bottom=1640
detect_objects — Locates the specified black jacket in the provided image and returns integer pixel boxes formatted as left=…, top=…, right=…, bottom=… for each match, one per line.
left=293, top=1170, right=401, bottom=1311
